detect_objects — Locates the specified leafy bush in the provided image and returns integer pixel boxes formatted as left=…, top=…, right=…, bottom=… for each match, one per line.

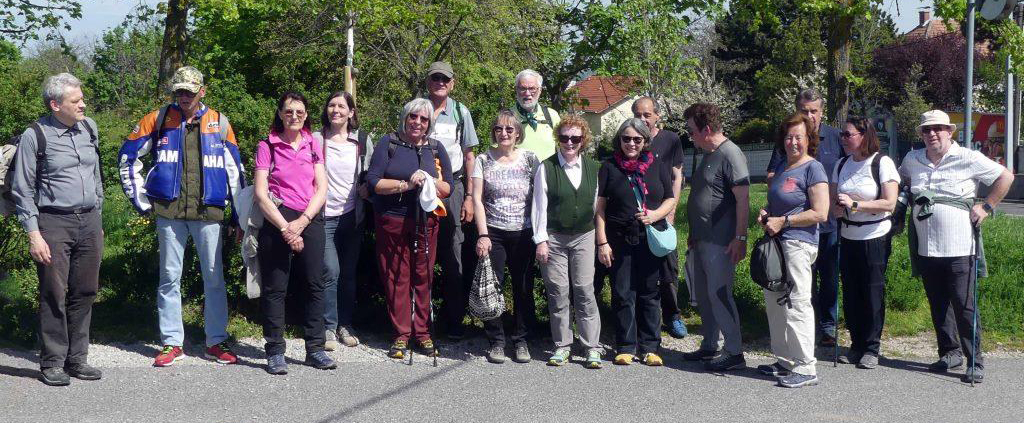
left=732, top=118, right=775, bottom=145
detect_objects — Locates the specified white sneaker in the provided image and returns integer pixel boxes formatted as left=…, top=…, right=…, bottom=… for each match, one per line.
left=338, top=326, right=360, bottom=347
left=325, top=330, right=339, bottom=351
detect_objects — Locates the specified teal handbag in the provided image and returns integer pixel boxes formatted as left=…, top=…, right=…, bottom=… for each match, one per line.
left=630, top=179, right=677, bottom=257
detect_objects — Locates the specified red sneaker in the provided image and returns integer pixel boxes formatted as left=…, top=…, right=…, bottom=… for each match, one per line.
left=205, top=342, right=238, bottom=364
left=153, top=345, right=183, bottom=367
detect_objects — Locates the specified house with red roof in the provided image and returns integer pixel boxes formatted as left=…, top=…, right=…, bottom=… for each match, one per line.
left=565, top=75, right=641, bottom=138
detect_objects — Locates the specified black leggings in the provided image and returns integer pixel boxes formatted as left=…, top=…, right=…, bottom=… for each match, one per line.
left=482, top=227, right=537, bottom=347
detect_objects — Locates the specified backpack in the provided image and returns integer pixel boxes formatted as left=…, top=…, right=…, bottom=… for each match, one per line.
left=835, top=153, right=907, bottom=236
left=1, top=120, right=99, bottom=216
left=750, top=232, right=792, bottom=308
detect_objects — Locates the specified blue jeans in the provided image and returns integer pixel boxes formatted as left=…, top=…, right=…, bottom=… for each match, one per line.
left=812, top=230, right=839, bottom=336
left=323, top=211, right=361, bottom=330
left=156, top=218, right=229, bottom=347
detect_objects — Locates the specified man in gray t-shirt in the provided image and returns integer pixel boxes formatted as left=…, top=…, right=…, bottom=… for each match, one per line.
left=681, top=103, right=749, bottom=371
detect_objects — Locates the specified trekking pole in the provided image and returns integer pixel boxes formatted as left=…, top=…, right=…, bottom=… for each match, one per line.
left=834, top=219, right=842, bottom=367
left=970, top=224, right=980, bottom=387
left=409, top=207, right=418, bottom=367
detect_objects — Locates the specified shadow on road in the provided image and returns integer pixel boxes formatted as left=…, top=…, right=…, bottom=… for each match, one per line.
left=0, top=364, right=39, bottom=380
left=313, top=358, right=473, bottom=422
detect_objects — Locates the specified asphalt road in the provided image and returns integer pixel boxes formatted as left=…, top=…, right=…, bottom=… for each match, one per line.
left=2, top=336, right=1023, bottom=423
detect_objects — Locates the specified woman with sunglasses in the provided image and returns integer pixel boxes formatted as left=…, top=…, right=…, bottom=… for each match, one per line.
left=596, top=118, right=676, bottom=367
left=472, top=109, right=540, bottom=364
left=254, top=91, right=333, bottom=375
left=830, top=116, right=899, bottom=370
left=531, top=115, right=603, bottom=369
left=365, top=98, right=453, bottom=359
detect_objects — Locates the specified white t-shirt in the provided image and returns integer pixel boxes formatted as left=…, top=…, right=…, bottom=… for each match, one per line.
left=324, top=140, right=359, bottom=217
left=832, top=153, right=900, bottom=240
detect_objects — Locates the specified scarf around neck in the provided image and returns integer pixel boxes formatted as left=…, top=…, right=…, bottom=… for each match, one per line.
left=516, top=102, right=539, bottom=130
left=614, top=150, right=653, bottom=206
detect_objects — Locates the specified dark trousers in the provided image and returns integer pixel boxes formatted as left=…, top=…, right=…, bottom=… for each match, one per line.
left=483, top=227, right=537, bottom=347
left=839, top=236, right=891, bottom=355
left=437, top=180, right=467, bottom=329
left=610, top=238, right=662, bottom=355
left=376, top=213, right=439, bottom=342
left=258, top=206, right=326, bottom=356
left=36, top=209, right=103, bottom=368
left=919, top=255, right=983, bottom=365
left=660, top=247, right=681, bottom=322
left=812, top=230, right=840, bottom=336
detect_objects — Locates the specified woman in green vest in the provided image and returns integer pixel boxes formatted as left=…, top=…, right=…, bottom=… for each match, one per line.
left=530, top=115, right=603, bottom=369
left=471, top=109, right=541, bottom=364
left=596, top=118, right=677, bottom=367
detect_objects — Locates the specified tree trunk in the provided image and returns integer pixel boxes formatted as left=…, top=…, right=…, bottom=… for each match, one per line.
left=826, top=5, right=854, bottom=126
left=158, top=0, right=191, bottom=95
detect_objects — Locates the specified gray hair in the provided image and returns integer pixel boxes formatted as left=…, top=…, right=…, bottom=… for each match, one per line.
left=42, top=72, right=82, bottom=109
left=490, top=109, right=526, bottom=145
left=794, top=88, right=824, bottom=107
left=612, top=118, right=652, bottom=153
left=515, top=69, right=543, bottom=88
left=398, top=98, right=435, bottom=135
left=631, top=96, right=661, bottom=115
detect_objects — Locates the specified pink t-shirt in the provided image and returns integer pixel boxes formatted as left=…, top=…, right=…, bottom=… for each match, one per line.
left=255, top=129, right=324, bottom=212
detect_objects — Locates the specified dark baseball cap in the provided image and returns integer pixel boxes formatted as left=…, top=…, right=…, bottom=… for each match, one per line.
left=426, top=61, right=454, bottom=79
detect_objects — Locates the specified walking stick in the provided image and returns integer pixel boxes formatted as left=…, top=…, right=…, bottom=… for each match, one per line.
left=834, top=218, right=842, bottom=367
left=970, top=224, right=980, bottom=386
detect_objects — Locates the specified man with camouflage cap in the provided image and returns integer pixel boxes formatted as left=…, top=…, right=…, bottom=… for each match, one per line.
left=118, top=66, right=247, bottom=367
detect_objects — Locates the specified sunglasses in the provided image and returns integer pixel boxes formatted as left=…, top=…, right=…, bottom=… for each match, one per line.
left=493, top=126, right=516, bottom=134
left=839, top=131, right=861, bottom=138
left=282, top=110, right=306, bottom=117
left=558, top=134, right=583, bottom=144
left=430, top=74, right=452, bottom=83
left=920, top=125, right=949, bottom=134
left=407, top=113, right=429, bottom=123
left=620, top=136, right=645, bottom=145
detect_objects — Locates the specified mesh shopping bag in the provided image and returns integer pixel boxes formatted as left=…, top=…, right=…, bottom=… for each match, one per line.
left=468, top=256, right=505, bottom=321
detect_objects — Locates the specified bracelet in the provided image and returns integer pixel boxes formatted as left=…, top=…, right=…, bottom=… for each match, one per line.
left=597, top=241, right=609, bottom=247
left=302, top=213, right=313, bottom=221
left=478, top=234, right=490, bottom=238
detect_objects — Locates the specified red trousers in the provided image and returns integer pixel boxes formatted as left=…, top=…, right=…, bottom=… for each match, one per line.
left=375, top=213, right=439, bottom=342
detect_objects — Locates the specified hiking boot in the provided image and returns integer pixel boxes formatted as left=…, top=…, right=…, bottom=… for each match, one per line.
left=205, top=342, right=238, bottom=364
left=64, top=363, right=102, bottom=380
left=416, top=339, right=439, bottom=357
left=305, top=351, right=337, bottom=370
left=486, top=345, right=506, bottom=364
left=668, top=318, right=688, bottom=339
left=324, top=330, right=339, bottom=351
left=757, top=363, right=791, bottom=377
left=928, top=352, right=964, bottom=373
left=962, top=364, right=985, bottom=383
left=857, top=353, right=879, bottom=369
left=338, top=326, right=360, bottom=347
left=585, top=350, right=602, bottom=369
left=641, top=353, right=664, bottom=367
left=153, top=345, right=183, bottom=367
left=613, top=353, right=636, bottom=365
left=388, top=340, right=408, bottom=359
left=682, top=349, right=718, bottom=361
left=512, top=343, right=531, bottom=363
left=704, top=353, right=746, bottom=372
left=266, top=354, right=288, bottom=375
left=40, top=367, right=70, bottom=386
left=778, top=372, right=819, bottom=388
left=547, top=348, right=570, bottom=366
left=838, top=349, right=863, bottom=365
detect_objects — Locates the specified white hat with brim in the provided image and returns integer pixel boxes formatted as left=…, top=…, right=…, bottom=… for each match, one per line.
left=918, top=110, right=957, bottom=132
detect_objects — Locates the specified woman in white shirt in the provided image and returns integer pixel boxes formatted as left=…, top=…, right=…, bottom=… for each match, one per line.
left=314, top=91, right=373, bottom=350
left=830, top=116, right=899, bottom=370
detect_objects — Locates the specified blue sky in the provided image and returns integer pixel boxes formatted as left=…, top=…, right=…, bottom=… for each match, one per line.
left=50, top=0, right=932, bottom=50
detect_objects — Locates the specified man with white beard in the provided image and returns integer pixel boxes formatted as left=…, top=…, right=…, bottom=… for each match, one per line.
left=511, top=69, right=560, bottom=160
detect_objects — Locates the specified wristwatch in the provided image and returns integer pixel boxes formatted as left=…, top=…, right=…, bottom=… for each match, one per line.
left=735, top=235, right=747, bottom=242
left=851, top=201, right=859, bottom=211
left=784, top=215, right=791, bottom=228
left=982, top=202, right=994, bottom=214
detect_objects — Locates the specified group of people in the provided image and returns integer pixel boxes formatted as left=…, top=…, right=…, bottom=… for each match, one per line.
left=10, top=64, right=1013, bottom=388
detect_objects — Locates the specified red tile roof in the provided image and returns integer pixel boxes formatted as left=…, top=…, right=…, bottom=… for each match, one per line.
left=568, top=76, right=639, bottom=114
left=901, top=18, right=991, bottom=56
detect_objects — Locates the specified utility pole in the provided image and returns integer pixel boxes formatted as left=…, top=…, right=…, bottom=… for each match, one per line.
left=965, top=2, right=976, bottom=150
left=345, top=12, right=356, bottom=100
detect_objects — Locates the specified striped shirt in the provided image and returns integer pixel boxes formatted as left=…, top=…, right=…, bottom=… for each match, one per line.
left=898, top=144, right=1004, bottom=257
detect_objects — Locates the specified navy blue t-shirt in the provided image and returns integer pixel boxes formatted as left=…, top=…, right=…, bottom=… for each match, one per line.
left=365, top=134, right=454, bottom=217
left=767, top=159, right=828, bottom=244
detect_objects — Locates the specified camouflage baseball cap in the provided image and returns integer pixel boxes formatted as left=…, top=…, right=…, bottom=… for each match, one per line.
left=170, top=66, right=204, bottom=93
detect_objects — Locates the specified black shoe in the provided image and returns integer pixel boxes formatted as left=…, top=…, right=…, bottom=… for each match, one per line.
left=928, top=353, right=964, bottom=373
left=704, top=353, right=746, bottom=371
left=682, top=349, right=718, bottom=361
left=40, top=367, right=70, bottom=386
left=304, top=351, right=337, bottom=370
left=962, top=364, right=985, bottom=383
left=64, top=363, right=102, bottom=380
left=417, top=339, right=439, bottom=357
left=757, top=362, right=791, bottom=377
left=838, top=350, right=863, bottom=365
left=819, top=333, right=837, bottom=347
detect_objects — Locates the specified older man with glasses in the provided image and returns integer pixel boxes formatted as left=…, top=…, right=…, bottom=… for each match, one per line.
left=512, top=69, right=561, bottom=161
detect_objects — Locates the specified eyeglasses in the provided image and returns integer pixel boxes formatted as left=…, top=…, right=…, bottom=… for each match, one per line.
left=921, top=125, right=949, bottom=134
left=839, top=131, right=861, bottom=138
left=620, top=136, right=645, bottom=145
left=784, top=135, right=806, bottom=142
left=558, top=134, right=583, bottom=144
left=407, top=113, right=429, bottom=123
left=517, top=86, right=540, bottom=94
left=282, top=110, right=306, bottom=117
left=493, top=126, right=516, bottom=134
left=430, top=74, right=451, bottom=83
left=174, top=89, right=197, bottom=98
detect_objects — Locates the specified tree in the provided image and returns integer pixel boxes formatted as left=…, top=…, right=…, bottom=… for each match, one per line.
left=0, top=0, right=82, bottom=43
left=157, top=0, right=191, bottom=93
